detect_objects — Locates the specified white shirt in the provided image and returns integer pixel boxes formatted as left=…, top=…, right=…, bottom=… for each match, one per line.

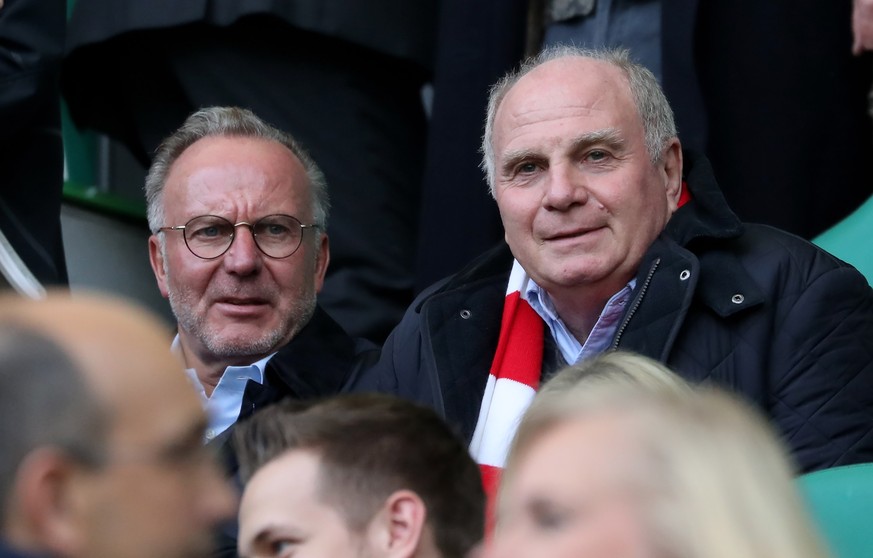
left=172, top=336, right=274, bottom=442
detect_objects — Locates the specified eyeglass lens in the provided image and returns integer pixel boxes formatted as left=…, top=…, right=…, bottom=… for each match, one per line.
left=183, top=215, right=304, bottom=259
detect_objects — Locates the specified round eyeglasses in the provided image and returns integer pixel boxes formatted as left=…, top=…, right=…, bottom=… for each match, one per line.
left=158, top=214, right=320, bottom=260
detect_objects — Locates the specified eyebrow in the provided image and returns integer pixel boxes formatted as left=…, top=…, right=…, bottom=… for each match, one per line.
left=568, top=127, right=625, bottom=153
left=499, top=148, right=545, bottom=178
left=499, top=127, right=626, bottom=177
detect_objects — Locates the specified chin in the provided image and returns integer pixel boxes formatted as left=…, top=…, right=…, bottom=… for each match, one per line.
left=545, top=265, right=609, bottom=288
left=204, top=329, right=287, bottom=359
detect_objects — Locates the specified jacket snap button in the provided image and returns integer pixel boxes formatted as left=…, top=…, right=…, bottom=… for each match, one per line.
left=731, top=294, right=745, bottom=304
left=460, top=309, right=472, bottom=319
left=679, top=269, right=691, bottom=281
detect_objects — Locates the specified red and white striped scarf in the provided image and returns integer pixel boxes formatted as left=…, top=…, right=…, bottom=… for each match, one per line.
left=469, top=259, right=544, bottom=521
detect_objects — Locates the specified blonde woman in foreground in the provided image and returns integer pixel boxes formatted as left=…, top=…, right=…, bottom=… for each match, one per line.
left=488, top=351, right=831, bottom=558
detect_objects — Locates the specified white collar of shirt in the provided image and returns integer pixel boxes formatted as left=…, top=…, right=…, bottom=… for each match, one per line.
left=172, top=335, right=273, bottom=442
left=522, top=278, right=637, bottom=365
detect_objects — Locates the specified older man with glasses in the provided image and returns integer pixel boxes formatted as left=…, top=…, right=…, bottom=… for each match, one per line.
left=144, top=105, right=378, bottom=476
left=145, top=107, right=379, bottom=556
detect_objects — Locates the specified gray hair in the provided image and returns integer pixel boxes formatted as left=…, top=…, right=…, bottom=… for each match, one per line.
left=0, top=324, right=106, bottom=514
left=144, top=106, right=330, bottom=234
left=481, top=46, right=677, bottom=194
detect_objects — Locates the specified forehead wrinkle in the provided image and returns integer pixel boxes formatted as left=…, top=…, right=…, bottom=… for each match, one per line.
left=179, top=172, right=309, bottom=223
left=503, top=100, right=604, bottom=130
left=170, top=141, right=311, bottom=218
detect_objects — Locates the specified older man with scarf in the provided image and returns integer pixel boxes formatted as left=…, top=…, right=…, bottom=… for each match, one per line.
left=350, top=46, right=873, bottom=506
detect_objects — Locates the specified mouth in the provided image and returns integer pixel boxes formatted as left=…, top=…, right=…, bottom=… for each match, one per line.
left=542, top=225, right=605, bottom=242
left=213, top=297, right=272, bottom=314
left=216, top=296, right=270, bottom=305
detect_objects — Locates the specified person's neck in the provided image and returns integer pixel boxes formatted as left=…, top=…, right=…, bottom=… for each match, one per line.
left=547, top=280, right=627, bottom=344
left=177, top=335, right=263, bottom=398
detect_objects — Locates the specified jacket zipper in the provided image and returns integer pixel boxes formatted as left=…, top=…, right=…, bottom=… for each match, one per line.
left=611, top=257, right=661, bottom=349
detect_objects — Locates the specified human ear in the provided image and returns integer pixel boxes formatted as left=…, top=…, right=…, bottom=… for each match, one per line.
left=661, top=139, right=683, bottom=213
left=148, top=235, right=170, bottom=299
left=10, top=448, right=88, bottom=557
left=367, top=490, right=428, bottom=558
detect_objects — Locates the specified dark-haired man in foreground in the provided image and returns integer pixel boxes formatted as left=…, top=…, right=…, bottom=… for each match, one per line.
left=234, top=394, right=485, bottom=558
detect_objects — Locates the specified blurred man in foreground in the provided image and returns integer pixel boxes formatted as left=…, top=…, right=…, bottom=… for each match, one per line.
left=0, top=292, right=235, bottom=558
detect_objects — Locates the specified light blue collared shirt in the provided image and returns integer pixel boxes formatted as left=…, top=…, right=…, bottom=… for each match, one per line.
left=522, top=278, right=637, bottom=365
left=172, top=336, right=274, bottom=442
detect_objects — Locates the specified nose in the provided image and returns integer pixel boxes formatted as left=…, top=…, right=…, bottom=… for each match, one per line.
left=222, top=224, right=262, bottom=275
left=542, top=162, right=589, bottom=211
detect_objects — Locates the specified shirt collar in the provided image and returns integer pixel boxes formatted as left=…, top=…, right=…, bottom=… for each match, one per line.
left=172, top=334, right=272, bottom=397
left=522, top=277, right=637, bottom=364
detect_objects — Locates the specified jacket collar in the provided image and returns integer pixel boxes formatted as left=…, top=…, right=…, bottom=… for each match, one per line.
left=665, top=152, right=764, bottom=315
left=433, top=241, right=515, bottom=299
left=253, top=305, right=371, bottom=404
left=211, top=305, right=376, bottom=470
left=617, top=152, right=764, bottom=359
left=666, top=151, right=745, bottom=246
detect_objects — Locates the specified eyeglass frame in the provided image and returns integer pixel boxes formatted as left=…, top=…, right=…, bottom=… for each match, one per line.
left=157, top=214, right=321, bottom=260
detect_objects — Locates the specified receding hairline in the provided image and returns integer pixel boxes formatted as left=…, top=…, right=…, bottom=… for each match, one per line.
left=145, top=106, right=331, bottom=235
left=502, top=54, right=635, bottom=103
left=162, top=134, right=317, bottom=213
left=482, top=46, right=679, bottom=192
left=491, top=56, right=639, bottom=147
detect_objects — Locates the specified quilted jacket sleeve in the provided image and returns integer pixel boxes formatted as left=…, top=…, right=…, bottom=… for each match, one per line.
left=767, top=259, right=873, bottom=472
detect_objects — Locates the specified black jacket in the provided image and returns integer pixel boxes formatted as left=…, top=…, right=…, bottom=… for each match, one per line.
left=352, top=153, right=873, bottom=473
